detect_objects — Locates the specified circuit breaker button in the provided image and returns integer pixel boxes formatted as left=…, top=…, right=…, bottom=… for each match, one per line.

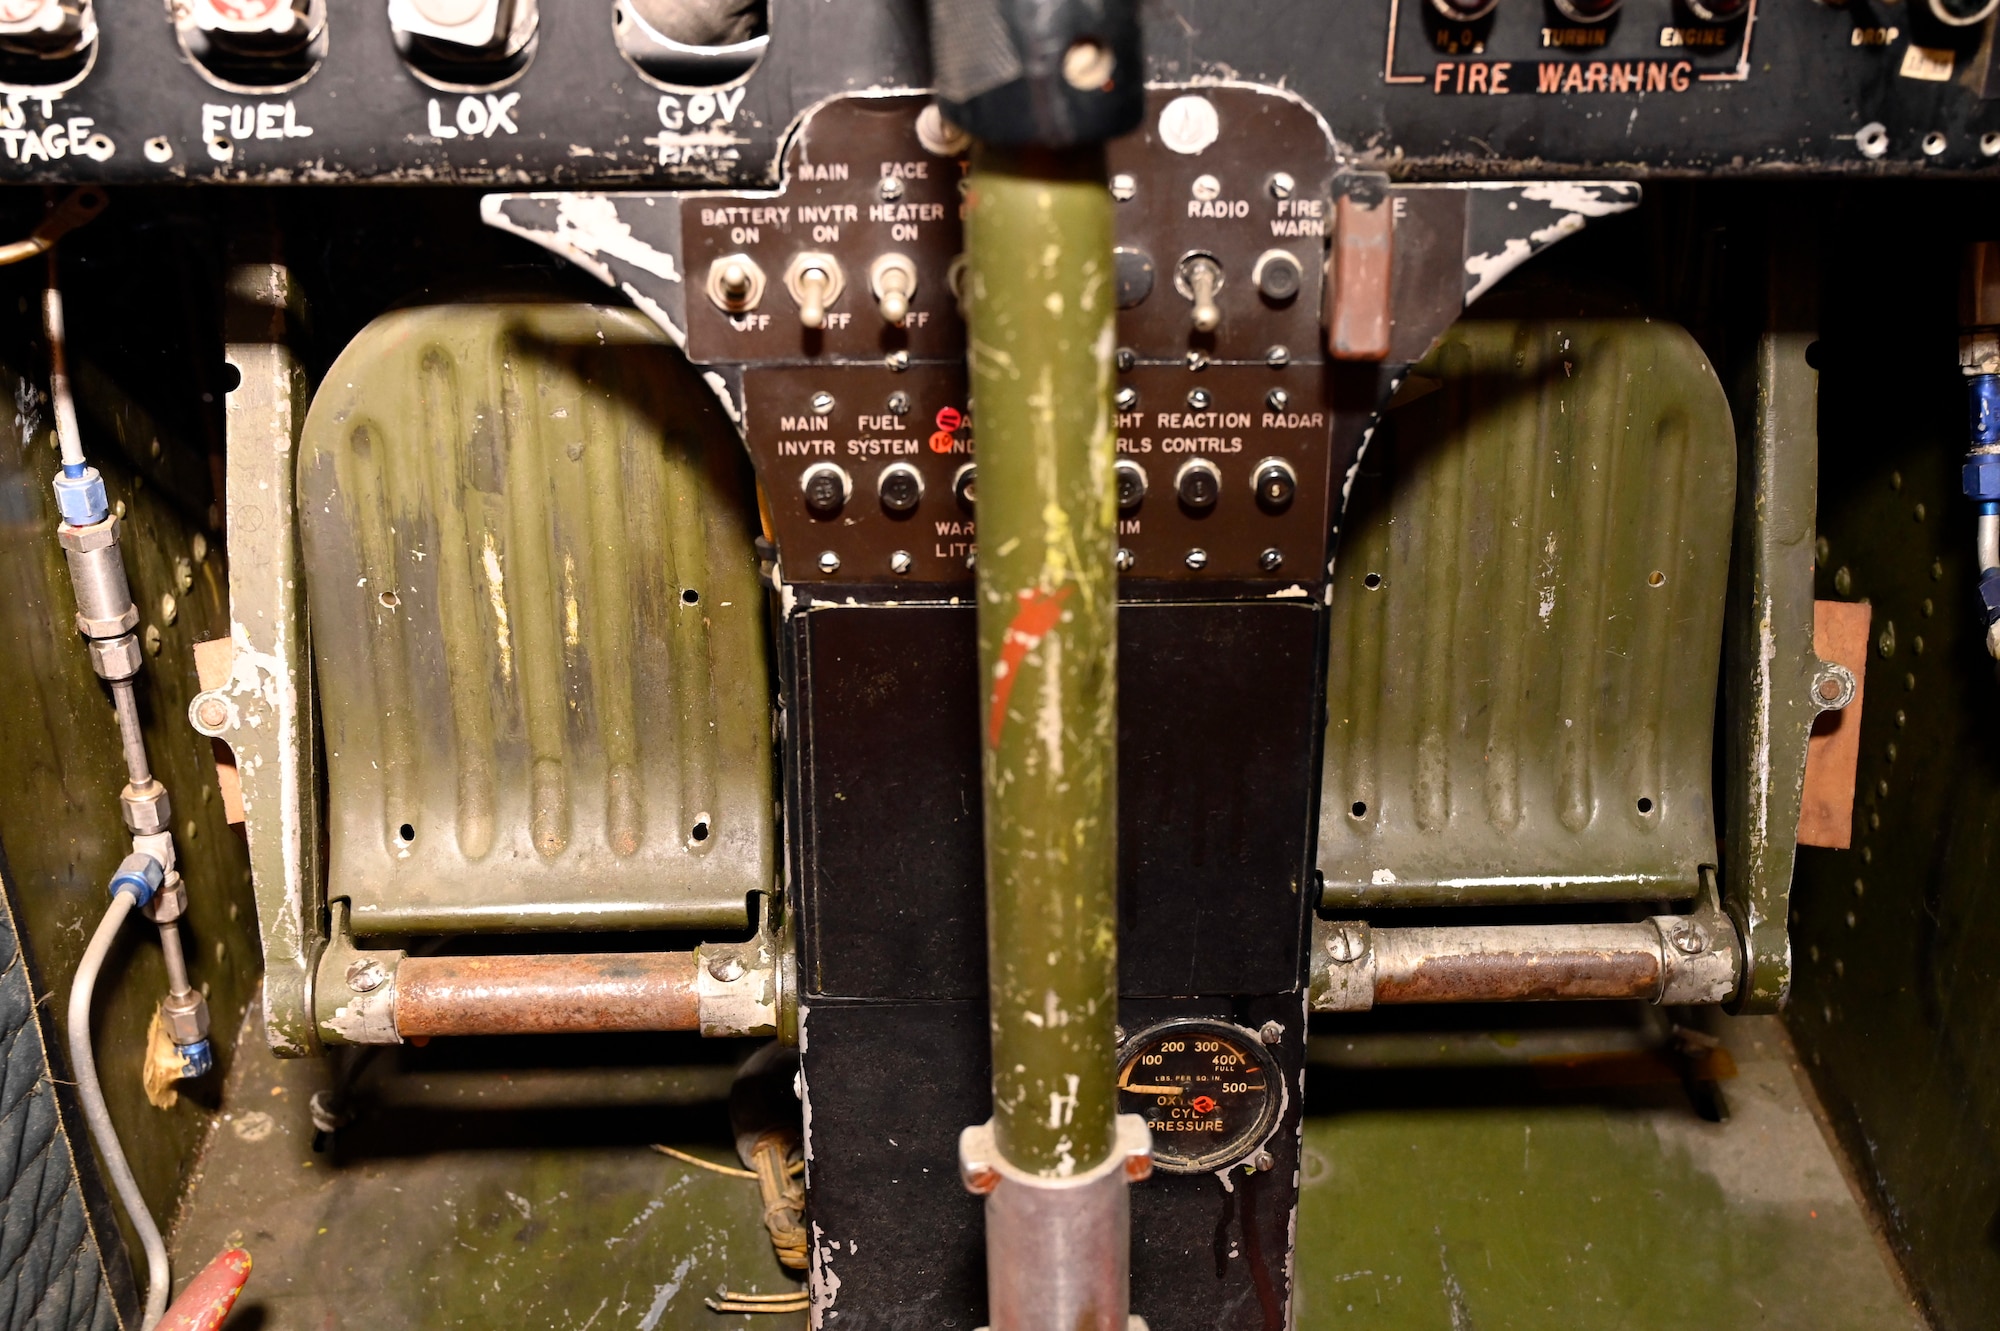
left=1115, top=247, right=1155, bottom=308
left=1253, top=457, right=1297, bottom=512
left=801, top=462, right=851, bottom=517
left=878, top=462, right=924, bottom=514
left=1115, top=459, right=1148, bottom=512
left=1253, top=249, right=1302, bottom=305
left=1176, top=458, right=1221, bottom=512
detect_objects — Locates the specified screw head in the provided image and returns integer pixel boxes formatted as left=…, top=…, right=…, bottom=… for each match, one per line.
left=344, top=957, right=387, bottom=993
left=1185, top=548, right=1209, bottom=570
left=887, top=391, right=910, bottom=416
left=890, top=550, right=914, bottom=575
left=1327, top=924, right=1367, bottom=964
left=1266, top=345, right=1291, bottom=368
left=1110, top=172, right=1138, bottom=201
left=818, top=550, right=841, bottom=574
left=1116, top=385, right=1139, bottom=411
left=708, top=954, right=746, bottom=983
left=1186, top=388, right=1212, bottom=410
left=1185, top=350, right=1210, bottom=371
left=1251, top=1150, right=1275, bottom=1172
left=1116, top=547, right=1135, bottom=572
left=878, top=175, right=905, bottom=201
left=1259, top=1020, right=1284, bottom=1045
left=810, top=391, right=835, bottom=415
left=1115, top=346, right=1137, bottom=372
left=1673, top=926, right=1707, bottom=956
left=1259, top=547, right=1283, bottom=571
left=1269, top=171, right=1296, bottom=200
left=1266, top=387, right=1290, bottom=411
left=885, top=350, right=910, bottom=372
left=1191, top=173, right=1222, bottom=202
left=194, top=696, right=229, bottom=731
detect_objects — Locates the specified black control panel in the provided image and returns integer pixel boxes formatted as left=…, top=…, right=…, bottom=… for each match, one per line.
left=2, top=0, right=1999, bottom=183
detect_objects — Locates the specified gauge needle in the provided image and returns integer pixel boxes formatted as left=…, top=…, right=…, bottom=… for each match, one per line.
left=1120, top=1082, right=1185, bottom=1096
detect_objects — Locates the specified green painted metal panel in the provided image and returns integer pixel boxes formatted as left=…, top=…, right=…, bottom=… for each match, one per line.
left=1320, top=319, right=1735, bottom=909
left=298, top=304, right=772, bottom=935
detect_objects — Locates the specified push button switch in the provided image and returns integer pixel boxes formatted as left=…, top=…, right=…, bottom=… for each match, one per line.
left=1254, top=457, right=1297, bottom=512
left=878, top=462, right=923, bottom=514
left=801, top=462, right=851, bottom=518
left=1115, top=459, right=1149, bottom=512
left=1176, top=458, right=1221, bottom=512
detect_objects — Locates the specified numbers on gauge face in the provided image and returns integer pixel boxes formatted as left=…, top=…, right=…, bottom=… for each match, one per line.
left=1114, top=1019, right=1282, bottom=1174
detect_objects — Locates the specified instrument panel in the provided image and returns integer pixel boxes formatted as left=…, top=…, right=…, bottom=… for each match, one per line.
left=0, top=0, right=1997, bottom=183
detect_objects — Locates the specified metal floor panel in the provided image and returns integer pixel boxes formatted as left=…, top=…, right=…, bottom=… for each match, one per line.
left=168, top=1012, right=1917, bottom=1330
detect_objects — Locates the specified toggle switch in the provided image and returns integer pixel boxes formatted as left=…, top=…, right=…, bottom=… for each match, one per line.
left=785, top=251, right=845, bottom=330
left=1176, top=254, right=1223, bottom=334
left=706, top=253, right=766, bottom=312
left=952, top=463, right=978, bottom=512
left=869, top=253, right=918, bottom=326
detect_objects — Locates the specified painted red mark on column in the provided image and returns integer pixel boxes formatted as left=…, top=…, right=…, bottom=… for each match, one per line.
left=988, top=585, right=1072, bottom=748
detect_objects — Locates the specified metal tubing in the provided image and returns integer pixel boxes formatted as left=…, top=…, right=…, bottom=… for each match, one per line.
left=965, top=143, right=1121, bottom=1178
left=1980, top=512, right=1999, bottom=572
left=43, top=253, right=85, bottom=472
left=68, top=891, right=172, bottom=1329
left=157, top=918, right=192, bottom=997
left=111, top=679, right=153, bottom=786
left=1373, top=924, right=1664, bottom=1004
left=394, top=952, right=701, bottom=1037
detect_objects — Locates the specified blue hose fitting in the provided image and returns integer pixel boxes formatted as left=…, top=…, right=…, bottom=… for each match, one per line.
left=108, top=853, right=163, bottom=907
left=176, top=1038, right=214, bottom=1080
left=52, top=465, right=108, bottom=527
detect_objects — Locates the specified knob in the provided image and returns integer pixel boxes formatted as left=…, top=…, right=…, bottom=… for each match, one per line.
left=801, top=462, right=851, bottom=517
left=706, top=253, right=766, bottom=312
left=1114, top=247, right=1155, bottom=309
left=878, top=462, right=924, bottom=514
left=0, top=0, right=95, bottom=77
left=1429, top=0, right=1499, bottom=16
left=952, top=463, right=978, bottom=512
left=1253, top=458, right=1297, bottom=512
left=1683, top=0, right=1746, bottom=15
left=1253, top=249, right=1303, bottom=306
left=1177, top=255, right=1223, bottom=334
left=1551, top=0, right=1618, bottom=19
left=869, top=253, right=919, bottom=326
left=1115, top=459, right=1148, bottom=512
left=785, top=252, right=846, bottom=330
left=1175, top=458, right=1221, bottom=512
left=388, top=0, right=535, bottom=79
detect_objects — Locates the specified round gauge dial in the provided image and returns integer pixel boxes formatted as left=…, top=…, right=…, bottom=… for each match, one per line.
left=1116, top=1019, right=1282, bottom=1174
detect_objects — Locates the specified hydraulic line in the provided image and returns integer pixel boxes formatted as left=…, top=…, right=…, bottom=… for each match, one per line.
left=1960, top=243, right=2000, bottom=657
left=68, top=859, right=173, bottom=1331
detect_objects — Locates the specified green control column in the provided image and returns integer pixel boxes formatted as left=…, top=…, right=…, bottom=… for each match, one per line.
left=954, top=144, right=1153, bottom=1331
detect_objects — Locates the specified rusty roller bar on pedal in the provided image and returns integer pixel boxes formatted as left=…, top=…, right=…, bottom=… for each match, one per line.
left=394, top=952, right=701, bottom=1037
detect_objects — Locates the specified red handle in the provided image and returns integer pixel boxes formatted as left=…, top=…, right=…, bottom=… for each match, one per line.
left=158, top=1248, right=252, bottom=1331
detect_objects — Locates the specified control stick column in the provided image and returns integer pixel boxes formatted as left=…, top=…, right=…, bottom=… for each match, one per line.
left=930, top=1, right=1152, bottom=1327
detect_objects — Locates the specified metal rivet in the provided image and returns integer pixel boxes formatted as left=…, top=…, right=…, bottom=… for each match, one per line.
left=810, top=391, right=835, bottom=415
left=890, top=550, right=913, bottom=575
left=818, top=551, right=841, bottom=573
left=195, top=696, right=229, bottom=731
left=1184, top=548, right=1209, bottom=570
left=345, top=958, right=387, bottom=993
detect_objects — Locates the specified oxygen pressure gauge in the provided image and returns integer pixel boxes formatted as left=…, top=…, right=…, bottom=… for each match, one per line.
left=1115, top=1018, right=1283, bottom=1174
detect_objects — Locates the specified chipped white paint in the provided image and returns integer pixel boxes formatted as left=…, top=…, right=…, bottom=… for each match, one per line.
left=1371, top=868, right=1397, bottom=885
left=480, top=532, right=513, bottom=681
left=809, top=1222, right=843, bottom=1329
left=637, top=1254, right=695, bottom=1331
left=1517, top=182, right=1634, bottom=218
left=1047, top=1073, right=1080, bottom=1130
left=322, top=984, right=399, bottom=1044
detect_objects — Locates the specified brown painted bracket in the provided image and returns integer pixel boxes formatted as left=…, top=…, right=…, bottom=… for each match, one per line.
left=1798, top=599, right=1872, bottom=849
left=190, top=636, right=244, bottom=827
left=1328, top=180, right=1394, bottom=362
